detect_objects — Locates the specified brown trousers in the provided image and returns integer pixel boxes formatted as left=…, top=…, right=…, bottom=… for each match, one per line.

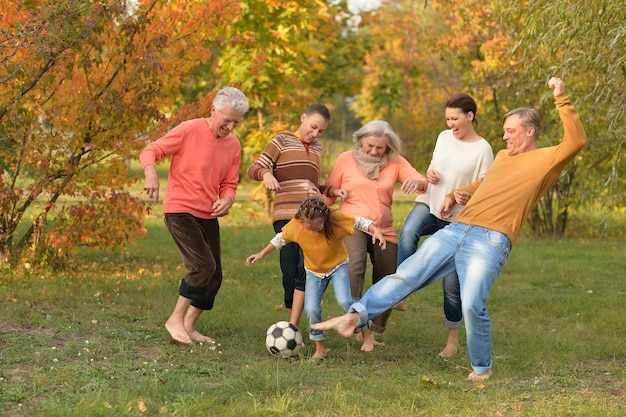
left=344, top=229, right=398, bottom=333
left=164, top=213, right=222, bottom=311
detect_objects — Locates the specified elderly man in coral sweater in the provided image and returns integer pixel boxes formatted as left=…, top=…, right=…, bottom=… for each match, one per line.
left=140, top=87, right=249, bottom=345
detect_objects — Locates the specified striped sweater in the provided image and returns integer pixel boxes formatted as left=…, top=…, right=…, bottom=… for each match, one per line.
left=248, top=131, right=324, bottom=222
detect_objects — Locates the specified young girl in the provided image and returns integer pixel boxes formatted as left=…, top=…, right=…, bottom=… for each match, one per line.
left=246, top=197, right=386, bottom=359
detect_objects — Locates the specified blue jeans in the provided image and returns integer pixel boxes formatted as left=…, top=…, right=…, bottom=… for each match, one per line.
left=398, top=202, right=462, bottom=327
left=305, top=263, right=354, bottom=342
left=352, top=223, right=511, bottom=374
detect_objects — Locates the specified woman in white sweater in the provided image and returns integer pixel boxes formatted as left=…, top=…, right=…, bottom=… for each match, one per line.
left=397, top=93, right=493, bottom=357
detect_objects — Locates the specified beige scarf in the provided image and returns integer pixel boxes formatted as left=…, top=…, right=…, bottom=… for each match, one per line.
left=353, top=148, right=388, bottom=180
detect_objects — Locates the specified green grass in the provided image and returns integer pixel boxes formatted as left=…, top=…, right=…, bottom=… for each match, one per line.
left=1, top=193, right=625, bottom=416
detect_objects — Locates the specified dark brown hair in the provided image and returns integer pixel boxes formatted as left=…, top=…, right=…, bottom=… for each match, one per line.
left=445, top=93, right=478, bottom=127
left=295, top=197, right=339, bottom=243
left=304, top=103, right=332, bottom=122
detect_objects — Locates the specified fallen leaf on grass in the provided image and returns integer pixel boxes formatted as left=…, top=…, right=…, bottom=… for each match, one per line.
left=420, top=375, right=439, bottom=387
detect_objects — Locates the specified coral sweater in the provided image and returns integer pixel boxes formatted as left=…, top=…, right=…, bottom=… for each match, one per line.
left=453, top=94, right=587, bottom=244
left=324, top=151, right=427, bottom=243
left=139, top=118, right=240, bottom=219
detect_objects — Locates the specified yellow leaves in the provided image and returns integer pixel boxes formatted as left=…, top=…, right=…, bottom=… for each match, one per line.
left=271, top=24, right=292, bottom=42
left=419, top=375, right=440, bottom=388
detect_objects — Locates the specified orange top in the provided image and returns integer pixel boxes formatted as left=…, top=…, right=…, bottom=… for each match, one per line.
left=453, top=94, right=587, bottom=244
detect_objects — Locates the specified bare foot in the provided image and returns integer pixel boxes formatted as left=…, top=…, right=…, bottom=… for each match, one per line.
left=312, top=348, right=331, bottom=360
left=438, top=343, right=458, bottom=358
left=359, top=330, right=377, bottom=352
left=356, top=332, right=385, bottom=348
left=310, top=312, right=359, bottom=338
left=467, top=370, right=493, bottom=380
left=187, top=329, right=215, bottom=344
left=165, top=318, right=191, bottom=344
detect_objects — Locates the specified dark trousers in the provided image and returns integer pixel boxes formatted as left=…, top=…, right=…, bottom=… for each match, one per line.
left=273, top=220, right=306, bottom=308
left=164, top=213, right=222, bottom=311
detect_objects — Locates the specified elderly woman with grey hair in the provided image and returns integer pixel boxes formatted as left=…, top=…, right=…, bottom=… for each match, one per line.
left=322, top=120, right=427, bottom=351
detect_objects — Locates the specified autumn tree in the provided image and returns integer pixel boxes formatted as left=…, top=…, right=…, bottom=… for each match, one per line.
left=0, top=0, right=241, bottom=265
left=200, top=0, right=366, bottom=215
left=353, top=0, right=623, bottom=237
left=348, top=0, right=511, bottom=171
left=508, top=0, right=625, bottom=236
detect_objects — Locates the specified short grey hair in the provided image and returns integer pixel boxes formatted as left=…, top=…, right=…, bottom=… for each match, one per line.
left=213, top=87, right=249, bottom=113
left=503, top=107, right=541, bottom=139
left=353, top=120, right=402, bottom=158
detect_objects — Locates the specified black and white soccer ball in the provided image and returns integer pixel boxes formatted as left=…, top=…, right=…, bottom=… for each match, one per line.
left=265, top=321, right=303, bottom=358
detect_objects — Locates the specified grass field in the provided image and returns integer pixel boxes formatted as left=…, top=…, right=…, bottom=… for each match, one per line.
left=1, top=190, right=625, bottom=416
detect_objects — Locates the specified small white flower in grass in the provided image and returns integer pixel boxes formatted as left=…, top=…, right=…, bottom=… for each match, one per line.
left=53, top=358, right=58, bottom=363
left=85, top=340, right=90, bottom=344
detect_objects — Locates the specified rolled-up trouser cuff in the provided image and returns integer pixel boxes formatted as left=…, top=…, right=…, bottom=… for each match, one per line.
left=179, top=279, right=214, bottom=311
left=445, top=318, right=464, bottom=329
left=348, top=302, right=371, bottom=330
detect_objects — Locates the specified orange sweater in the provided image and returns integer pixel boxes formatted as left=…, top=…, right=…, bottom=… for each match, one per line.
left=279, top=211, right=356, bottom=274
left=453, top=94, right=587, bottom=244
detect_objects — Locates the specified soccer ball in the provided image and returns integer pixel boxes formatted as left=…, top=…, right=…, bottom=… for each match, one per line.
left=265, top=321, right=303, bottom=358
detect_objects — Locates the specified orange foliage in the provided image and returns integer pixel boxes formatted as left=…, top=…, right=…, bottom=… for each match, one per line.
left=0, top=0, right=240, bottom=263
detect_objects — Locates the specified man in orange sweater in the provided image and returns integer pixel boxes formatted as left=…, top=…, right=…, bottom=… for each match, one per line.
left=140, top=87, right=249, bottom=345
left=312, top=77, right=587, bottom=380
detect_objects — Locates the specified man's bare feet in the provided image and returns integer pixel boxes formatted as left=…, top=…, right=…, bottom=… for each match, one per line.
left=186, top=329, right=215, bottom=344
left=165, top=319, right=191, bottom=344
left=467, top=369, right=492, bottom=380
left=438, top=342, right=458, bottom=358
left=310, top=312, right=359, bottom=338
